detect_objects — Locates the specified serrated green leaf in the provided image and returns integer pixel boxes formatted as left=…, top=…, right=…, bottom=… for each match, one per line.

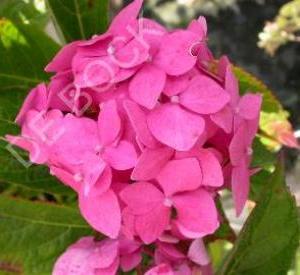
left=46, top=0, right=109, bottom=42
left=0, top=196, right=92, bottom=275
left=217, top=164, right=299, bottom=275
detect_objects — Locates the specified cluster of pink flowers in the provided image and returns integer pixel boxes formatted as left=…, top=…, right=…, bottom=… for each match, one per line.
left=7, top=0, right=262, bottom=274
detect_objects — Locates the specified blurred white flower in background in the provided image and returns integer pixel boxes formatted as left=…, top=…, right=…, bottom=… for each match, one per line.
left=258, top=0, right=300, bottom=55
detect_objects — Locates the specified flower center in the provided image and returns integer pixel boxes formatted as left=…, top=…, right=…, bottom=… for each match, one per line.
left=170, top=96, right=180, bottom=103
left=73, top=173, right=83, bottom=182
left=95, top=145, right=103, bottom=154
left=163, top=197, right=173, bottom=207
left=246, top=147, right=253, bottom=156
left=107, top=45, right=115, bottom=55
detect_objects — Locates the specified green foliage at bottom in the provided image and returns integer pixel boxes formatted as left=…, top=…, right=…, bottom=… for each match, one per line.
left=0, top=196, right=92, bottom=275
left=217, top=164, right=299, bottom=275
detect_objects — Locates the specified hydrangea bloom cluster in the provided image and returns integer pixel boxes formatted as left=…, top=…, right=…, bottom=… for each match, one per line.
left=6, top=0, right=262, bottom=274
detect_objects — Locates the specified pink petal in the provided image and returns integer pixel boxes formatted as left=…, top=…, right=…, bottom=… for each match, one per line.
left=79, top=189, right=121, bottom=238
left=77, top=33, right=112, bottom=57
left=196, top=43, right=213, bottom=67
left=154, top=30, right=198, bottom=76
left=225, top=65, right=239, bottom=106
left=135, top=204, right=171, bottom=244
left=113, top=38, right=149, bottom=69
left=238, top=94, right=262, bottom=120
left=217, top=55, right=230, bottom=79
left=147, top=104, right=205, bottom=151
left=197, top=149, right=224, bottom=187
left=158, top=234, right=180, bottom=244
left=95, top=258, right=120, bottom=275
left=131, top=147, right=174, bottom=181
left=232, top=160, right=250, bottom=216
left=163, top=74, right=190, bottom=97
left=53, top=237, right=119, bottom=275
left=103, top=140, right=138, bottom=170
left=135, top=18, right=166, bottom=54
left=207, top=147, right=224, bottom=164
left=50, top=166, right=81, bottom=192
left=45, top=41, right=79, bottom=72
left=108, top=0, right=143, bottom=35
left=188, top=16, right=207, bottom=39
left=113, top=66, right=139, bottom=83
left=188, top=238, right=210, bottom=266
left=175, top=264, right=192, bottom=275
left=88, top=239, right=119, bottom=269
left=158, top=242, right=186, bottom=261
left=120, top=251, right=142, bottom=272
left=129, top=64, right=166, bottom=109
left=82, top=159, right=111, bottom=197
left=15, top=83, right=48, bottom=125
left=179, top=75, right=230, bottom=114
left=49, top=114, right=99, bottom=167
left=124, top=99, right=160, bottom=148
left=173, top=189, right=219, bottom=238
left=52, top=237, right=96, bottom=275
left=145, top=264, right=174, bottom=275
left=229, top=123, right=248, bottom=166
left=121, top=207, right=137, bottom=240
left=6, top=135, right=48, bottom=164
left=210, top=105, right=233, bottom=134
left=120, top=182, right=164, bottom=215
left=119, top=237, right=141, bottom=254
left=157, top=158, right=202, bottom=196
left=98, top=100, right=121, bottom=146
left=47, top=71, right=76, bottom=112
left=73, top=56, right=119, bottom=88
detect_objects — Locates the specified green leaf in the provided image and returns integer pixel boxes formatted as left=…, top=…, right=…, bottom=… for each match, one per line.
left=0, top=19, right=59, bottom=93
left=0, top=0, right=49, bottom=29
left=0, top=196, right=92, bottom=275
left=0, top=139, right=73, bottom=196
left=0, top=18, right=60, bottom=136
left=217, top=164, right=299, bottom=275
left=46, top=0, right=109, bottom=42
left=251, top=137, right=277, bottom=171
left=249, top=170, right=272, bottom=202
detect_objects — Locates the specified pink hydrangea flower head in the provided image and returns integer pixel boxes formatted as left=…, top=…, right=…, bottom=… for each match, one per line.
left=7, top=0, right=264, bottom=273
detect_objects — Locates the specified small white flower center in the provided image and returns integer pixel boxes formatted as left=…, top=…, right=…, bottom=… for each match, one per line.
left=95, top=144, right=103, bottom=154
left=73, top=173, right=83, bottom=182
left=247, top=147, right=253, bottom=155
left=107, top=45, right=115, bottom=55
left=170, top=96, right=180, bottom=103
left=164, top=198, right=173, bottom=207
left=69, top=89, right=76, bottom=98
